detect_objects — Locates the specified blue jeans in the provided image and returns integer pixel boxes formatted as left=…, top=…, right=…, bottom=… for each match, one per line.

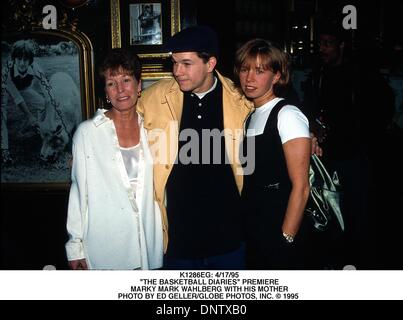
left=163, top=244, right=245, bottom=270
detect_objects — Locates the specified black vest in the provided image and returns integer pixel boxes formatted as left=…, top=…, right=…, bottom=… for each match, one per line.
left=241, top=100, right=291, bottom=237
left=241, top=100, right=311, bottom=269
left=165, top=80, right=243, bottom=258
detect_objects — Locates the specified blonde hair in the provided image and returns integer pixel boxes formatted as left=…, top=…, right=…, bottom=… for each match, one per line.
left=234, top=39, right=290, bottom=96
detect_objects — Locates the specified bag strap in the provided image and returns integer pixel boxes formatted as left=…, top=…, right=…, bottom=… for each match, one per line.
left=311, top=154, right=334, bottom=191
left=310, top=154, right=345, bottom=231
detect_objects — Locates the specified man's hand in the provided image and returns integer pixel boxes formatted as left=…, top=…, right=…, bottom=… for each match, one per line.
left=310, top=133, right=323, bottom=156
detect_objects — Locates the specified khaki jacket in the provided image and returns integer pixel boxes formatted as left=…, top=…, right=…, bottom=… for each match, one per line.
left=138, top=71, right=253, bottom=251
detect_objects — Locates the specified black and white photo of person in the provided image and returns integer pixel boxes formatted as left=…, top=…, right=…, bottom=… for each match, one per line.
left=130, top=3, right=162, bottom=45
left=2, top=40, right=43, bottom=164
left=1, top=38, right=82, bottom=183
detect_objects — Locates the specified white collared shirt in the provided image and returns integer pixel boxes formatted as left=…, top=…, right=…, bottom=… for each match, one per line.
left=193, top=76, right=218, bottom=99
left=65, top=109, right=163, bottom=270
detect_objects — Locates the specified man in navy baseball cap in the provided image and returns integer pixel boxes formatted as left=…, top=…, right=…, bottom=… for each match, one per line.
left=164, top=25, right=219, bottom=56
left=138, top=24, right=253, bottom=270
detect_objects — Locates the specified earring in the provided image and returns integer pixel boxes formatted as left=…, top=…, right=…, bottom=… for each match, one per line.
left=106, top=97, right=111, bottom=103
left=137, top=91, right=141, bottom=97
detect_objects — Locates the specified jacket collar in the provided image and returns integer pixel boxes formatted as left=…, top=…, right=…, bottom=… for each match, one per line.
left=153, top=70, right=253, bottom=121
left=162, top=71, right=232, bottom=120
left=216, top=71, right=254, bottom=110
left=92, top=109, right=109, bottom=126
left=164, top=79, right=183, bottom=121
left=92, top=108, right=144, bottom=127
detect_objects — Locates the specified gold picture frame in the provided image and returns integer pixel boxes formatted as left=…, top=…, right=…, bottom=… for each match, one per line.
left=1, top=28, right=96, bottom=190
left=141, top=71, right=173, bottom=89
left=110, top=0, right=181, bottom=59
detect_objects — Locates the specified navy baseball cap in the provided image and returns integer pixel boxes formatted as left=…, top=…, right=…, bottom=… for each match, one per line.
left=164, top=25, right=219, bottom=56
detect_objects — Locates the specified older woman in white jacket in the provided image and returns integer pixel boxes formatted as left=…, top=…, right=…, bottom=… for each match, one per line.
left=65, top=48, right=163, bottom=270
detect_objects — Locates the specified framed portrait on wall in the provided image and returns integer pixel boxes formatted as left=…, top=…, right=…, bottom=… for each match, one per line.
left=130, top=2, right=163, bottom=45
left=1, top=29, right=95, bottom=188
left=110, top=0, right=180, bottom=70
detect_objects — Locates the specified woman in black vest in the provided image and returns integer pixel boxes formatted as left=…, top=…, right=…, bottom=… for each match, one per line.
left=234, top=39, right=311, bottom=269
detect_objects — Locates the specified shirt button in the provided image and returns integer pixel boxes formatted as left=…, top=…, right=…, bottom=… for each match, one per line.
left=197, top=115, right=202, bottom=119
left=198, top=103, right=202, bottom=106
left=165, top=164, right=170, bottom=169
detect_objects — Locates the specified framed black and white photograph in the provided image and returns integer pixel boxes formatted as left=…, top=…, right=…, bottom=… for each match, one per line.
left=130, top=2, right=162, bottom=45
left=111, top=0, right=180, bottom=60
left=1, top=29, right=95, bottom=188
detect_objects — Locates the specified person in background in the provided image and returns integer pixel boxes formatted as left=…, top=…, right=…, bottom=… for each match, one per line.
left=234, top=39, right=311, bottom=269
left=302, top=19, right=395, bottom=269
left=65, top=48, right=163, bottom=270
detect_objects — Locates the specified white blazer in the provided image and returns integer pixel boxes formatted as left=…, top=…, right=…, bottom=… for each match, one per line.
left=65, top=109, right=163, bottom=270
